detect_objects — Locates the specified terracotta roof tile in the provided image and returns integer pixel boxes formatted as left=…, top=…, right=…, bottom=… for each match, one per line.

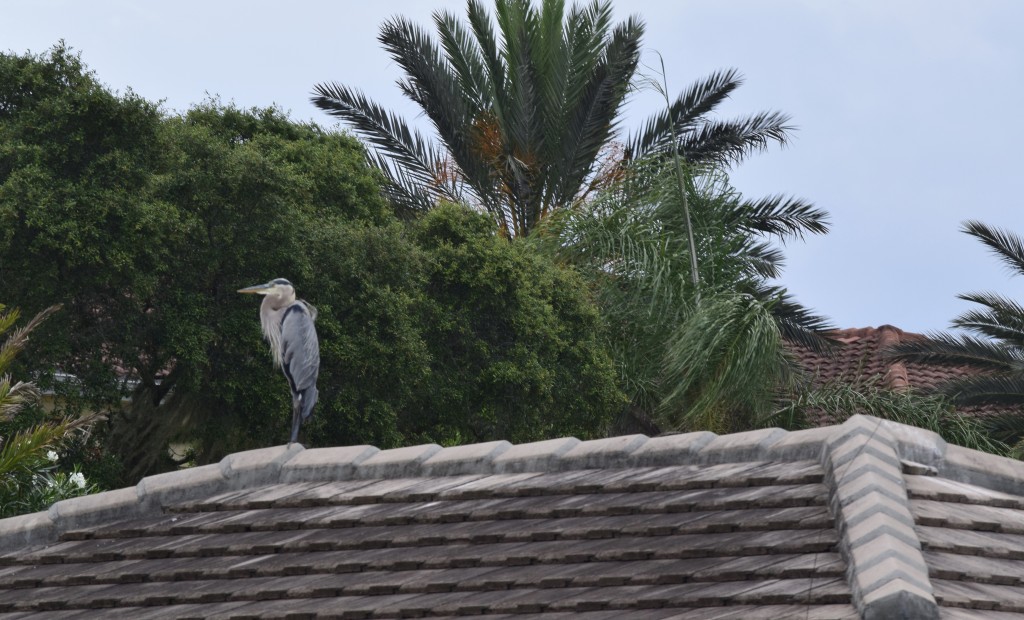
left=794, top=325, right=976, bottom=393
left=790, top=325, right=1021, bottom=425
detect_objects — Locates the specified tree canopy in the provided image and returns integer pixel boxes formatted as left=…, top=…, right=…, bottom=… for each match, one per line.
left=534, top=158, right=830, bottom=434
left=312, top=0, right=792, bottom=237
left=0, top=46, right=622, bottom=484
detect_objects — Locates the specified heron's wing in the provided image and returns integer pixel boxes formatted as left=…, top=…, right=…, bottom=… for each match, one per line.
left=280, top=301, right=320, bottom=391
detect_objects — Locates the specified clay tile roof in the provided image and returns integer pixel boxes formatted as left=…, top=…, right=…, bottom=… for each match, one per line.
left=3, top=416, right=1024, bottom=618
left=794, top=325, right=975, bottom=393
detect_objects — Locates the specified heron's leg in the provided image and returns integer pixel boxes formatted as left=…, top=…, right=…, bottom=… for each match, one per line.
left=289, top=396, right=302, bottom=444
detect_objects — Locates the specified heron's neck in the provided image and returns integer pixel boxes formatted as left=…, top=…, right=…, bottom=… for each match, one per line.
left=259, top=295, right=292, bottom=368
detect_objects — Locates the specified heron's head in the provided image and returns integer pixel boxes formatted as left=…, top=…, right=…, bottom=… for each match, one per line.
left=237, top=278, right=295, bottom=300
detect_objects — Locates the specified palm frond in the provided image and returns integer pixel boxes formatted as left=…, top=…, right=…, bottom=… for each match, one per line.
left=751, top=283, right=835, bottom=354
left=0, top=304, right=60, bottom=375
left=940, top=374, right=1024, bottom=407
left=735, top=195, right=830, bottom=240
left=953, top=292, right=1024, bottom=345
left=769, top=379, right=1008, bottom=455
left=742, top=241, right=785, bottom=279
left=984, top=411, right=1024, bottom=457
left=0, top=376, right=40, bottom=421
left=680, top=111, right=793, bottom=166
left=658, top=292, right=791, bottom=433
left=367, top=151, right=450, bottom=216
left=434, top=9, right=492, bottom=110
left=888, top=332, right=1024, bottom=371
left=495, top=0, right=545, bottom=233
left=466, top=0, right=508, bottom=122
left=310, top=83, right=456, bottom=201
left=627, top=68, right=741, bottom=159
left=551, top=15, right=642, bottom=210
left=0, top=413, right=101, bottom=482
left=378, top=15, right=496, bottom=200
left=963, top=220, right=1024, bottom=277
left=532, top=0, right=568, bottom=131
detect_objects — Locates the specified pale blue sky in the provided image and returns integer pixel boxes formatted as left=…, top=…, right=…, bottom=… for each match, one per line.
left=4, top=0, right=1023, bottom=334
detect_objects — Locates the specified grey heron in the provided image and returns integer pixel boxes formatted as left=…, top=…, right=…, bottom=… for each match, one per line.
left=238, top=278, right=320, bottom=444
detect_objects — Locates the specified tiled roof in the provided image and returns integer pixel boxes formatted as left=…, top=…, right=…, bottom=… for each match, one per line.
left=2, top=416, right=1024, bottom=618
left=794, top=325, right=973, bottom=392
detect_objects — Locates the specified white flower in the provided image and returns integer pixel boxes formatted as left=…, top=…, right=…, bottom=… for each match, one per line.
left=46, top=450, right=59, bottom=463
left=69, top=472, right=86, bottom=489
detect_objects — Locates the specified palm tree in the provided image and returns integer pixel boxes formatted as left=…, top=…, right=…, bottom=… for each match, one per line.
left=311, top=0, right=792, bottom=238
left=533, top=159, right=831, bottom=433
left=889, top=221, right=1024, bottom=454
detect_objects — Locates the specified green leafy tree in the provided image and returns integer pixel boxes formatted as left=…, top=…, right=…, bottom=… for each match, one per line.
left=0, top=304, right=100, bottom=517
left=890, top=221, right=1024, bottom=455
left=0, top=46, right=391, bottom=480
left=311, top=0, right=791, bottom=237
left=408, top=203, right=623, bottom=443
left=0, top=46, right=624, bottom=482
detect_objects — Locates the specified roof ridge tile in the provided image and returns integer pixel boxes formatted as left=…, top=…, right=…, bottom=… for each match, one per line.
left=419, top=440, right=513, bottom=476
left=219, top=443, right=305, bottom=488
left=352, top=443, right=443, bottom=479
left=626, top=431, right=716, bottom=467
left=279, top=445, right=379, bottom=483
left=491, top=437, right=581, bottom=473
left=555, top=434, right=650, bottom=469
left=695, top=427, right=788, bottom=465
left=824, top=415, right=940, bottom=619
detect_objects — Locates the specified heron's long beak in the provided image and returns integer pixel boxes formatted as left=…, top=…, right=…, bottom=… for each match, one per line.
left=237, top=283, right=273, bottom=295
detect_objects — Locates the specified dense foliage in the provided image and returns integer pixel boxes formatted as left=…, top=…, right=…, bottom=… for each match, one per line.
left=408, top=204, right=623, bottom=444
left=769, top=377, right=1010, bottom=457
left=0, top=46, right=623, bottom=486
left=535, top=159, right=830, bottom=433
left=0, top=304, right=100, bottom=517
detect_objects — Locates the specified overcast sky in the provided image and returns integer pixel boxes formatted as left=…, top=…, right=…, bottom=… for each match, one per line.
left=4, top=0, right=1023, bottom=334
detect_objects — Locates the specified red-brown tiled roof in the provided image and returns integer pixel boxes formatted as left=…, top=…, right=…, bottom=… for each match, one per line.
left=794, top=325, right=974, bottom=391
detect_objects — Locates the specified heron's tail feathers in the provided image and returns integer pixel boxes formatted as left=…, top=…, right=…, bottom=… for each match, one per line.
left=299, top=386, right=318, bottom=421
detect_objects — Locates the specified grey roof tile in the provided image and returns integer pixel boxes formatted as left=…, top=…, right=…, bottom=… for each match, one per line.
left=940, top=443, right=1024, bottom=497
left=277, top=444, right=378, bottom=483
left=918, top=525, right=1024, bottom=560
left=0, top=509, right=56, bottom=550
left=923, top=550, right=1024, bottom=586
left=694, top=427, right=788, bottom=464
left=6, top=414, right=1024, bottom=617
left=419, top=440, right=512, bottom=476
left=489, top=436, right=580, bottom=472
left=932, top=578, right=1024, bottom=613
left=913, top=498, right=1024, bottom=534
left=556, top=434, right=649, bottom=468
left=938, top=609, right=1024, bottom=620
left=763, top=426, right=834, bottom=461
left=136, top=462, right=227, bottom=510
left=627, top=431, right=717, bottom=466
left=350, top=442, right=442, bottom=478
left=662, top=605, right=861, bottom=620
left=218, top=443, right=304, bottom=487
left=906, top=474, right=1024, bottom=509
left=859, top=577, right=940, bottom=620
